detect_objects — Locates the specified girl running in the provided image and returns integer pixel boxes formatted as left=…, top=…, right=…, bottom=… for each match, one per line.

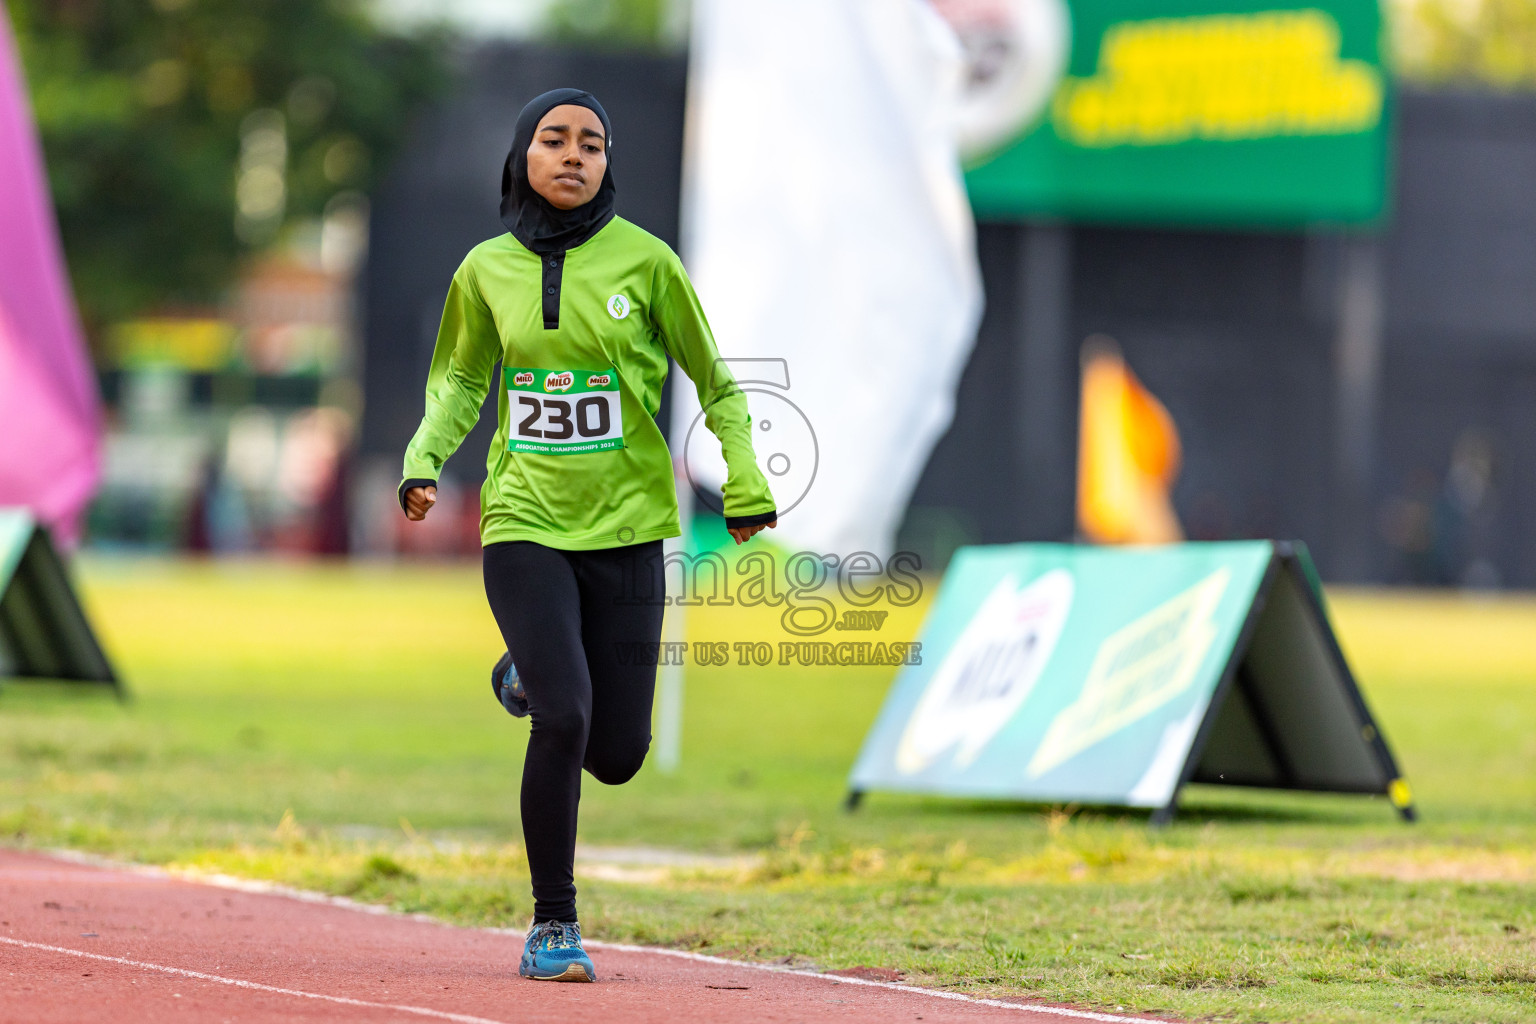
left=398, top=88, right=777, bottom=983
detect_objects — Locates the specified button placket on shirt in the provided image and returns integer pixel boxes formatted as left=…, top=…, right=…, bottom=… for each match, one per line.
left=541, top=252, right=566, bottom=329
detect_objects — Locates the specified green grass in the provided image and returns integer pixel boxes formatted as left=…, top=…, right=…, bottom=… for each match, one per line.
left=3, top=556, right=1535, bottom=1022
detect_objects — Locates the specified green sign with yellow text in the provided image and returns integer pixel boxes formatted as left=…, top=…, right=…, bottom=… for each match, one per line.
left=941, top=0, right=1389, bottom=226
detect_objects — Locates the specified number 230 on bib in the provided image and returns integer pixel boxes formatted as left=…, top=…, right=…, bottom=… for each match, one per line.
left=506, top=367, right=625, bottom=455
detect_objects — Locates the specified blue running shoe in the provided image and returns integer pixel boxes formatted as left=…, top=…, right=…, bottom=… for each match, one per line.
left=491, top=651, right=528, bottom=718
left=519, top=920, right=595, bottom=982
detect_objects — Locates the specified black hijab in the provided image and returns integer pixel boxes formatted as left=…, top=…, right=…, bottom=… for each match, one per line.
left=499, top=88, right=616, bottom=255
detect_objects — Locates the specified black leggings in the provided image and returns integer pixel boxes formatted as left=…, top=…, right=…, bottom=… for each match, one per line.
left=482, top=539, right=665, bottom=923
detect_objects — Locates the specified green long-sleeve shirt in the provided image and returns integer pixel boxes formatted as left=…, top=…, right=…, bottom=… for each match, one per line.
left=401, top=216, right=776, bottom=550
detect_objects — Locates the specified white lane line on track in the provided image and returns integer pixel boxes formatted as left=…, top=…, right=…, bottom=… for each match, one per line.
left=0, top=936, right=509, bottom=1024
left=39, top=849, right=1173, bottom=1023
left=580, top=940, right=1162, bottom=1023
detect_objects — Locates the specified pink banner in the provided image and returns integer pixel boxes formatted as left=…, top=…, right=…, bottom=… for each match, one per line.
left=0, top=11, right=102, bottom=546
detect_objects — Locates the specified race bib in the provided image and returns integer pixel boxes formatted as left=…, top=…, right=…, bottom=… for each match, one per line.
left=505, top=367, right=625, bottom=455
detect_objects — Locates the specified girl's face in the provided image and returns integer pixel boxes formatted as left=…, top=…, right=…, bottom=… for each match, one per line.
left=526, top=104, right=608, bottom=210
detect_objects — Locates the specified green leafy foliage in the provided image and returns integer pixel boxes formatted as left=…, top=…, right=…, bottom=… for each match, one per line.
left=4, top=0, right=447, bottom=333
left=1392, top=0, right=1536, bottom=90
left=541, top=0, right=680, bottom=51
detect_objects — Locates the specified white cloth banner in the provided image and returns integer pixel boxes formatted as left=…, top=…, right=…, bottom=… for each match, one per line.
left=677, top=0, right=984, bottom=558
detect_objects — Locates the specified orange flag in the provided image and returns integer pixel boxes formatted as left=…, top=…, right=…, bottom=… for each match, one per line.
left=1076, top=336, right=1184, bottom=545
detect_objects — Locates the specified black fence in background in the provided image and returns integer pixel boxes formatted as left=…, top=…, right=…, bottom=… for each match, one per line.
left=363, top=45, right=1536, bottom=588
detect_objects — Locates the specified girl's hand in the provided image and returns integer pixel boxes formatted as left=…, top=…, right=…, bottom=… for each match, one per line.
left=728, top=519, right=776, bottom=545
left=404, top=485, right=438, bottom=521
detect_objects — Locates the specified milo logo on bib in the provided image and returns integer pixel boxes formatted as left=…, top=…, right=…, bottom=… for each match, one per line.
left=506, top=366, right=625, bottom=455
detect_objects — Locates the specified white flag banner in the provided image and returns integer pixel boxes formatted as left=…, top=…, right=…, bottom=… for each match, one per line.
left=677, top=0, right=984, bottom=558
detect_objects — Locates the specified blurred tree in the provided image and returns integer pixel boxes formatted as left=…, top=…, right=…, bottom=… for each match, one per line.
left=4, top=0, right=446, bottom=335
left=1392, top=0, right=1536, bottom=89
left=542, top=0, right=684, bottom=50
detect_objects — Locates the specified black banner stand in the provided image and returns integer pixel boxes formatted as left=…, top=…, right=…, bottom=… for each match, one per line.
left=0, top=511, right=123, bottom=698
left=1149, top=542, right=1412, bottom=825
left=845, top=541, right=1414, bottom=825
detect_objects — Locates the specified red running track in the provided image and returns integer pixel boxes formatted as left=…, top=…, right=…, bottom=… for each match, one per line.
left=0, top=848, right=1167, bottom=1024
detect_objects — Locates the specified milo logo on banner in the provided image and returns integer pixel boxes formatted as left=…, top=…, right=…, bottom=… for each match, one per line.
left=586, top=373, right=612, bottom=388
left=512, top=371, right=535, bottom=387
left=544, top=371, right=575, bottom=393
left=895, top=569, right=1074, bottom=774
